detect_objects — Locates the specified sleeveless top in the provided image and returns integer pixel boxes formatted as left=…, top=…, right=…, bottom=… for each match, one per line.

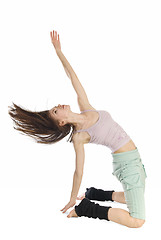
left=74, top=109, right=131, bottom=153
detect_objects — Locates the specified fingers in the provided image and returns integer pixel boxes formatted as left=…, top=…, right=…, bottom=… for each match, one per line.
left=50, top=30, right=59, bottom=41
left=50, top=30, right=54, bottom=39
left=67, top=210, right=72, bottom=218
left=61, top=201, right=76, bottom=214
left=61, top=205, right=68, bottom=213
left=62, top=208, right=68, bottom=213
left=52, top=30, right=57, bottom=38
left=60, top=206, right=66, bottom=212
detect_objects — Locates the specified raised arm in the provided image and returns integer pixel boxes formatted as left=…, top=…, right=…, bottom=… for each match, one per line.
left=56, top=49, right=88, bottom=99
left=50, top=30, right=94, bottom=111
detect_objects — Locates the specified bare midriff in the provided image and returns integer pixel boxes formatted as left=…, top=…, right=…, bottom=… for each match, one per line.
left=113, top=139, right=137, bottom=154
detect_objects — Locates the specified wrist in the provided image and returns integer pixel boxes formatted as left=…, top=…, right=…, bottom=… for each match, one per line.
left=70, top=196, right=76, bottom=202
left=56, top=48, right=61, bottom=54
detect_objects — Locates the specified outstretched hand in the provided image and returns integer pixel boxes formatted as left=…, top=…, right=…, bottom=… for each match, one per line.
left=50, top=29, right=61, bottom=51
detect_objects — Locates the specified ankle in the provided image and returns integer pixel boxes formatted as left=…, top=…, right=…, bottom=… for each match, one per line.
left=112, top=192, right=126, bottom=204
left=112, top=191, right=116, bottom=201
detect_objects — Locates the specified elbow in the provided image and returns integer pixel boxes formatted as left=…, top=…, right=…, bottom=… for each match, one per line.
left=75, top=170, right=83, bottom=177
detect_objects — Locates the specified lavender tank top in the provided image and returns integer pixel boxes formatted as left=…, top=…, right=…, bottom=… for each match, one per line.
left=74, top=109, right=131, bottom=153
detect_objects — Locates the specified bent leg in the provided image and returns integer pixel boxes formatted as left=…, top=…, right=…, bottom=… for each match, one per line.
left=108, top=208, right=145, bottom=228
left=74, top=198, right=145, bottom=228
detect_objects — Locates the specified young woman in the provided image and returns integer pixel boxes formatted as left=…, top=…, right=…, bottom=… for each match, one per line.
left=8, top=30, right=147, bottom=228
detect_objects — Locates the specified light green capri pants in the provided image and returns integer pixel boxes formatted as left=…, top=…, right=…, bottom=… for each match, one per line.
left=111, top=147, right=147, bottom=220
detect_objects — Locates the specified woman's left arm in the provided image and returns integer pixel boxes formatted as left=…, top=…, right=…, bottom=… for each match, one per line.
left=60, top=171, right=83, bottom=213
left=60, top=137, right=85, bottom=213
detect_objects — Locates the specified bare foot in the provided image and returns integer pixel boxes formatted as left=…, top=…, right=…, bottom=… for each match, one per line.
left=77, top=192, right=85, bottom=200
left=67, top=208, right=78, bottom=218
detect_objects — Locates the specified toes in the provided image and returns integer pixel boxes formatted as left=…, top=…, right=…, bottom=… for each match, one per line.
left=67, top=212, right=72, bottom=218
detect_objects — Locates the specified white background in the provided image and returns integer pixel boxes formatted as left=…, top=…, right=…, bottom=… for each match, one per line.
left=0, top=0, right=161, bottom=239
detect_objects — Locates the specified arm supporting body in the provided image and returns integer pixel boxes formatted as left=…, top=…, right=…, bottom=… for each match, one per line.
left=70, top=171, right=83, bottom=201
left=70, top=137, right=85, bottom=200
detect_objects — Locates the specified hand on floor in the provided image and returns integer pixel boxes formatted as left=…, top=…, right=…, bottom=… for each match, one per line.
left=61, top=199, right=76, bottom=213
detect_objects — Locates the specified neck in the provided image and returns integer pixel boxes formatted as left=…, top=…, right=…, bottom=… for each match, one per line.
left=67, top=112, right=87, bottom=129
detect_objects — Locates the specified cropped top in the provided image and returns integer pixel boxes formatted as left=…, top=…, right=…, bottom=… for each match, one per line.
left=74, top=109, right=131, bottom=153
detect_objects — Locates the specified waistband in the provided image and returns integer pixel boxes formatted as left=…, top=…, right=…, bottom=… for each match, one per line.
left=111, top=147, right=141, bottom=162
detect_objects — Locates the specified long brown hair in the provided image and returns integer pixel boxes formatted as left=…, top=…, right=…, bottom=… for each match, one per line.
left=8, top=103, right=75, bottom=144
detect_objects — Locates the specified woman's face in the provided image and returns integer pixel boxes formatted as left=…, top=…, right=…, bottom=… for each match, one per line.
left=49, top=104, right=71, bottom=126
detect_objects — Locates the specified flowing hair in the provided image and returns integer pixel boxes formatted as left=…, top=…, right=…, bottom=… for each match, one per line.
left=8, top=103, right=75, bottom=144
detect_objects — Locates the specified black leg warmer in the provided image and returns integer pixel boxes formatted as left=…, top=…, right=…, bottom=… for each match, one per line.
left=85, top=187, right=115, bottom=202
left=75, top=198, right=112, bottom=221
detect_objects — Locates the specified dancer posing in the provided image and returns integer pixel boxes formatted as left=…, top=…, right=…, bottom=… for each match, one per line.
left=8, top=30, right=147, bottom=228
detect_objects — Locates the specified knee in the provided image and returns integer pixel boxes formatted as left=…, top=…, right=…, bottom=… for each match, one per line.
left=136, top=219, right=145, bottom=228
left=132, top=218, right=145, bottom=228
